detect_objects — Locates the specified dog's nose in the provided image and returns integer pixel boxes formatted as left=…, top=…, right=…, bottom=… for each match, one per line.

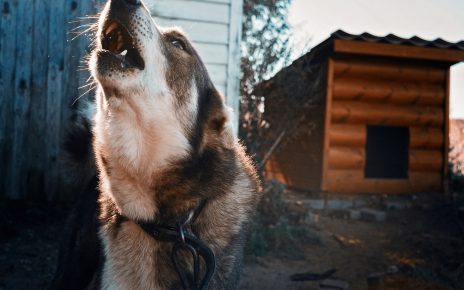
left=124, top=0, right=141, bottom=5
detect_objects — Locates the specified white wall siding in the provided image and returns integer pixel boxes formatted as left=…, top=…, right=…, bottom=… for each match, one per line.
left=154, top=17, right=229, bottom=44
left=149, top=1, right=230, bottom=24
left=147, top=0, right=242, bottom=132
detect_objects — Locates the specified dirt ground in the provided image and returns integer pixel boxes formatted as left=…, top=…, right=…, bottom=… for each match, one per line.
left=0, top=201, right=69, bottom=290
left=239, top=192, right=464, bottom=290
left=1, top=193, right=463, bottom=290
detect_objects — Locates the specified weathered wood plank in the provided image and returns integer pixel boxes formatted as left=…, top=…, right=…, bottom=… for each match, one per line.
left=148, top=0, right=230, bottom=24
left=0, top=0, right=12, bottom=193
left=0, top=0, right=2, bottom=39
left=328, top=146, right=364, bottom=170
left=329, top=124, right=444, bottom=149
left=331, top=101, right=443, bottom=127
left=45, top=0, right=66, bottom=200
left=332, top=77, right=445, bottom=106
left=76, top=0, right=99, bottom=111
left=410, top=126, right=443, bottom=149
left=26, top=0, right=50, bottom=199
left=329, top=124, right=366, bottom=146
left=325, top=169, right=442, bottom=194
left=8, top=0, right=34, bottom=199
left=333, top=59, right=446, bottom=83
left=225, top=0, right=242, bottom=133
left=409, top=149, right=443, bottom=172
left=154, top=16, right=228, bottom=45
left=334, top=39, right=464, bottom=63
left=54, top=0, right=88, bottom=200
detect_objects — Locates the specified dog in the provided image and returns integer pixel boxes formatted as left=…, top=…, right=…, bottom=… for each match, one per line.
left=50, top=0, right=261, bottom=289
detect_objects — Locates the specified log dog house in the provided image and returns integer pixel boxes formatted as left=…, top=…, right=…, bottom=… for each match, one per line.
left=259, top=30, right=464, bottom=194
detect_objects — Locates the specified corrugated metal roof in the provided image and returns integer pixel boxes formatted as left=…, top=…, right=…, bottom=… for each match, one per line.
left=331, top=30, right=464, bottom=50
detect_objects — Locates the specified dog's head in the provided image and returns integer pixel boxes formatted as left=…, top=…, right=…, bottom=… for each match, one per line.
left=90, top=0, right=235, bottom=175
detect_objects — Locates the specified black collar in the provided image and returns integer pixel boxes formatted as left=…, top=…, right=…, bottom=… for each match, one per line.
left=133, top=200, right=216, bottom=290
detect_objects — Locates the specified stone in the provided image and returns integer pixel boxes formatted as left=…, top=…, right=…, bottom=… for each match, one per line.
left=319, top=278, right=349, bottom=289
left=360, top=208, right=386, bottom=222
left=306, top=212, right=320, bottom=225
left=349, top=209, right=361, bottom=220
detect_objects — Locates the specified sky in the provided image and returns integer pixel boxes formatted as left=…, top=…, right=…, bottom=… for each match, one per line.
left=288, top=0, right=464, bottom=119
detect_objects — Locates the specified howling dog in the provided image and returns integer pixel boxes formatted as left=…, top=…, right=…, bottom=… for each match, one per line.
left=50, top=0, right=260, bottom=289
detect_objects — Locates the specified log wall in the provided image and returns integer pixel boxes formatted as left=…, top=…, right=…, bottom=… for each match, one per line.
left=323, top=58, right=447, bottom=194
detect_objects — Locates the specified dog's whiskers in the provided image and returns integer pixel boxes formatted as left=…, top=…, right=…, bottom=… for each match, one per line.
left=73, top=84, right=97, bottom=106
left=69, top=26, right=98, bottom=41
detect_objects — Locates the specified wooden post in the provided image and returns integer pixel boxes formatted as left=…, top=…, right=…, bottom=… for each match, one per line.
left=0, top=0, right=18, bottom=196
left=444, top=68, right=451, bottom=193
left=321, top=59, right=334, bottom=191
left=27, top=0, right=50, bottom=199
left=8, top=0, right=34, bottom=199
left=331, top=101, right=444, bottom=127
left=45, top=0, right=66, bottom=201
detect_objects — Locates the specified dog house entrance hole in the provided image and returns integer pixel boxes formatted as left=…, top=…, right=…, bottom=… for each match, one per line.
left=365, top=125, right=409, bottom=179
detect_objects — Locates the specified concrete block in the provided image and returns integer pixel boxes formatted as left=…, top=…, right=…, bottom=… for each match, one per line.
left=328, top=209, right=351, bottom=220
left=353, top=199, right=368, bottom=208
left=304, top=199, right=325, bottom=210
left=360, top=208, right=386, bottom=222
left=326, top=199, right=354, bottom=209
left=305, top=212, right=320, bottom=225
left=385, top=200, right=412, bottom=210
left=319, top=278, right=349, bottom=289
left=349, top=209, right=361, bottom=220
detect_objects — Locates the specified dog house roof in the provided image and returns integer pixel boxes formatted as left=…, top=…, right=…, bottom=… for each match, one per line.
left=256, top=30, right=464, bottom=95
left=305, top=30, right=464, bottom=64
left=331, top=30, right=464, bottom=50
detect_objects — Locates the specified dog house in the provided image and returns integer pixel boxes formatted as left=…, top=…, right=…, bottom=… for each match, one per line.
left=258, top=30, right=464, bottom=194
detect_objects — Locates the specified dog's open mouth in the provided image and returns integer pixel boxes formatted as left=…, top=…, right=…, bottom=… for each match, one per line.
left=101, top=20, right=145, bottom=70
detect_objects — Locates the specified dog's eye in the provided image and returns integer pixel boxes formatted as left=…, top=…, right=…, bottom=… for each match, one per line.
left=171, top=39, right=185, bottom=50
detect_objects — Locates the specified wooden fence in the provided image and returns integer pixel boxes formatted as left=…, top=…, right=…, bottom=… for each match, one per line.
left=0, top=0, right=104, bottom=200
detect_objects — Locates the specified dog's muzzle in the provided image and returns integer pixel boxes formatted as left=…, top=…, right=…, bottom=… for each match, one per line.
left=98, top=0, right=145, bottom=70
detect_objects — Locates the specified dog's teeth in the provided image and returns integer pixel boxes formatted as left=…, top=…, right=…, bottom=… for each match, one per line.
left=120, top=50, right=127, bottom=56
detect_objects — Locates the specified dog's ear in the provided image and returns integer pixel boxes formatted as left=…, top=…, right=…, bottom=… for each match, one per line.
left=205, top=91, right=236, bottom=150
